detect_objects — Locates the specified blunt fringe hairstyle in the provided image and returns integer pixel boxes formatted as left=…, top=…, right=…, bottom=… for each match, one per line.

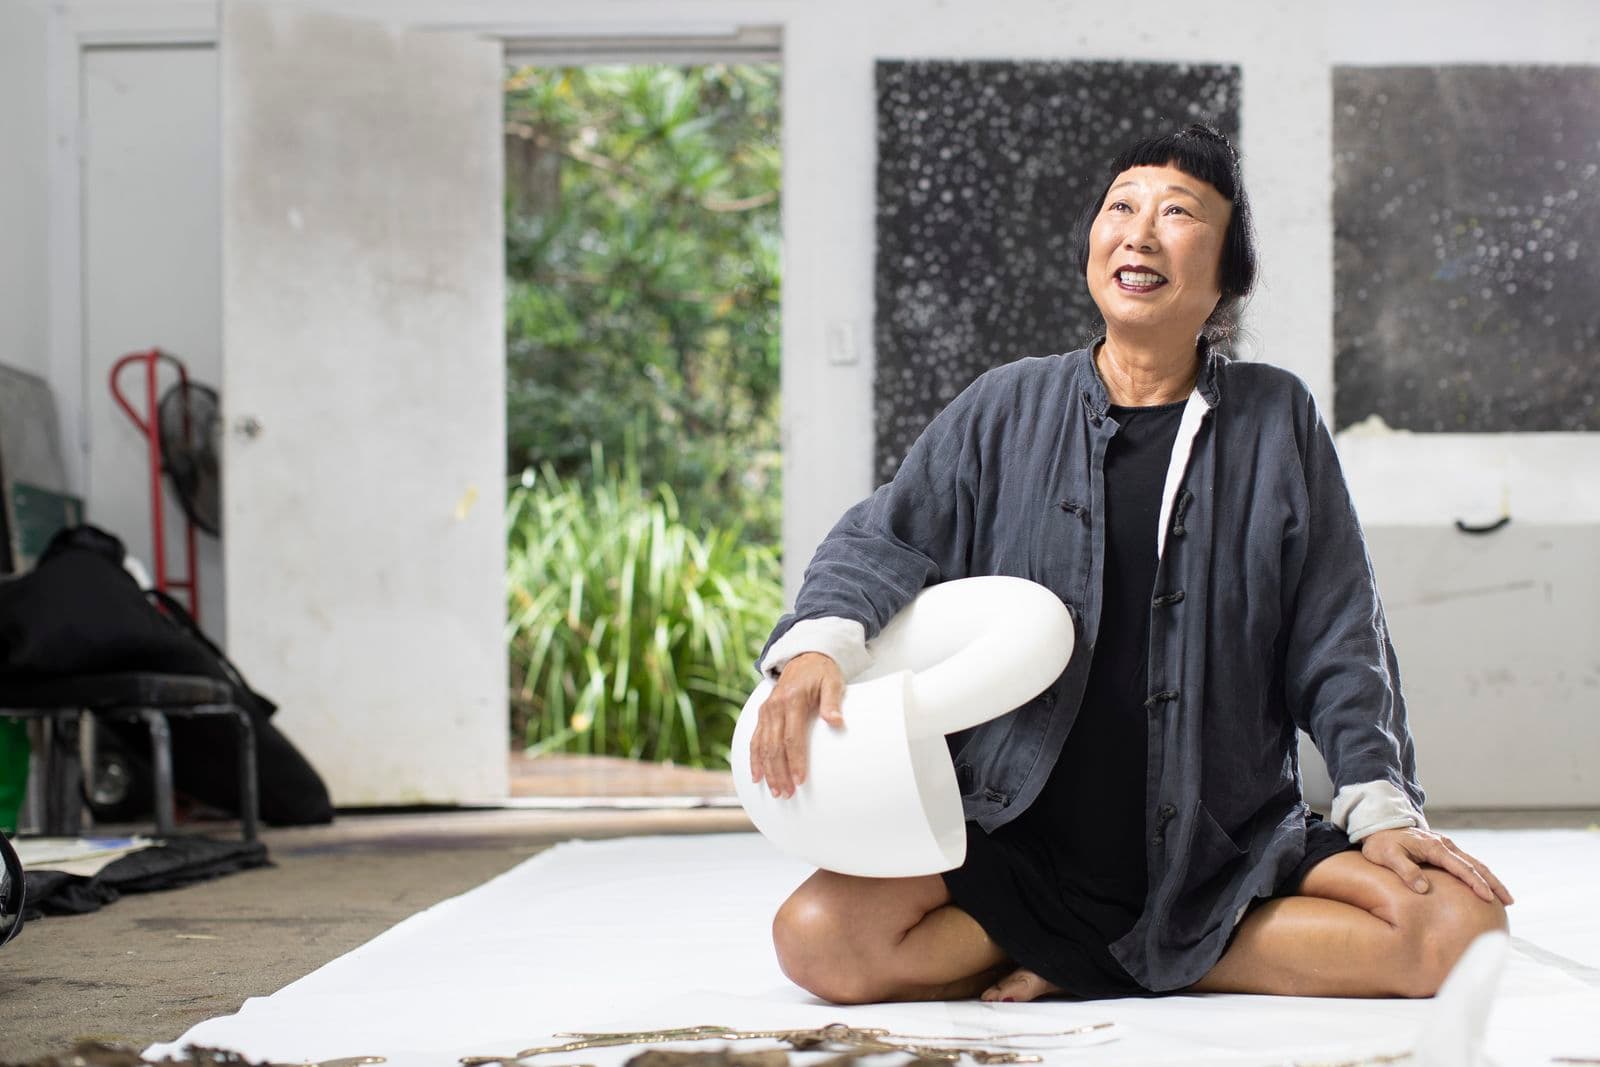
left=1071, top=123, right=1258, bottom=347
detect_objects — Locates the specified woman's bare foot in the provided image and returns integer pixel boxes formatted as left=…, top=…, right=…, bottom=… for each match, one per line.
left=981, top=967, right=1062, bottom=1002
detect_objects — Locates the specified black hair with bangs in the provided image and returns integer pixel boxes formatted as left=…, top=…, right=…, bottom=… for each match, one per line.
left=1071, top=123, right=1258, bottom=346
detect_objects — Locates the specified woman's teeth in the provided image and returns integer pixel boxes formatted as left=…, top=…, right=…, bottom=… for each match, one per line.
left=1119, top=271, right=1166, bottom=286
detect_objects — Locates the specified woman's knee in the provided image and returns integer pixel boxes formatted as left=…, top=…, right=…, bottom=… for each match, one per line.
left=772, top=872, right=949, bottom=1004
left=772, top=886, right=879, bottom=1004
left=1394, top=867, right=1509, bottom=998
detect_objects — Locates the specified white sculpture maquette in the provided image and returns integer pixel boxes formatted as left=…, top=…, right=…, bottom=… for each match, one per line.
left=731, top=576, right=1075, bottom=878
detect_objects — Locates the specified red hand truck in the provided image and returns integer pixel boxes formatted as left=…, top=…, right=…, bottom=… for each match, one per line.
left=109, top=348, right=202, bottom=623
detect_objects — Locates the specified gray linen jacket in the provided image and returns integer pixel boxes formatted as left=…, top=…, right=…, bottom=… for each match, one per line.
left=756, top=339, right=1426, bottom=992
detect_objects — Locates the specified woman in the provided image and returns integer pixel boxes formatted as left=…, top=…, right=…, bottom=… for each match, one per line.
left=748, top=124, right=1512, bottom=1004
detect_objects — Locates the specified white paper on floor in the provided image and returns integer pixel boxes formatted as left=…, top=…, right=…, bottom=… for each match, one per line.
left=147, top=829, right=1600, bottom=1066
left=17, top=835, right=156, bottom=877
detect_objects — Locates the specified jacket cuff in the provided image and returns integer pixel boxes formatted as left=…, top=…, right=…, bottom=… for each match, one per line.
left=759, top=617, right=872, bottom=682
left=1330, top=780, right=1430, bottom=843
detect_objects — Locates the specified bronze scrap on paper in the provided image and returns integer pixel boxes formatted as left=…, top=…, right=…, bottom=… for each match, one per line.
left=5, top=1042, right=389, bottom=1067
left=624, top=1050, right=791, bottom=1067
left=460, top=1020, right=1116, bottom=1066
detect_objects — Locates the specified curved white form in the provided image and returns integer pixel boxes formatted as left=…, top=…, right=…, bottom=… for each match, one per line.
left=731, top=576, right=1074, bottom=877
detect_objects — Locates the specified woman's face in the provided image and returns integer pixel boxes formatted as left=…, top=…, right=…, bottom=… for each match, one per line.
left=1085, top=163, right=1232, bottom=341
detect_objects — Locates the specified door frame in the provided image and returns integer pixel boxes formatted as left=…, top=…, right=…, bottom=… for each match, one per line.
left=48, top=1, right=787, bottom=504
left=48, top=2, right=798, bottom=603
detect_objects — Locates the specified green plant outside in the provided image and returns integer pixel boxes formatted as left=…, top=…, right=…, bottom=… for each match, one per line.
left=503, top=65, right=784, bottom=766
left=504, top=64, right=781, bottom=545
left=506, top=443, right=784, bottom=768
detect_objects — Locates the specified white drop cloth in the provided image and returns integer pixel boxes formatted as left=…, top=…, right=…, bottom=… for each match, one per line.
left=148, top=830, right=1600, bottom=1066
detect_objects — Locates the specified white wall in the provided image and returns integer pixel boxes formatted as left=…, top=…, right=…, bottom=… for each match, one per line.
left=34, top=0, right=1600, bottom=807
left=81, top=45, right=225, bottom=637
left=772, top=0, right=1335, bottom=595
left=0, top=0, right=52, bottom=386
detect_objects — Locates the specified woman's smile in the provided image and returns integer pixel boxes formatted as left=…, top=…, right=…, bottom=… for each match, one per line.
left=1086, top=163, right=1231, bottom=335
left=1113, top=265, right=1169, bottom=293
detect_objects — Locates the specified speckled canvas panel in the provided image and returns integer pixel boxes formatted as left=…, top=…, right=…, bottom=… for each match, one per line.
left=1333, top=66, right=1600, bottom=432
left=874, top=60, right=1239, bottom=483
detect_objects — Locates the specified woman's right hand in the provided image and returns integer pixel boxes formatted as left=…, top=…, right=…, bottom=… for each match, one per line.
left=749, top=651, right=847, bottom=798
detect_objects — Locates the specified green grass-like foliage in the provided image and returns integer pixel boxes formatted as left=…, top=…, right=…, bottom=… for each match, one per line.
left=507, top=445, right=783, bottom=768
left=504, top=64, right=781, bottom=545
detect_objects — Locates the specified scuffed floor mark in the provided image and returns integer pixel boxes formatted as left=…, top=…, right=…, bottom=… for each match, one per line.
left=1512, top=937, right=1600, bottom=988
left=1392, top=579, right=1538, bottom=609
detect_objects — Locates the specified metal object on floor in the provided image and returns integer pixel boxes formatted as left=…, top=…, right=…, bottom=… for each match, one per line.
left=0, top=823, right=24, bottom=948
left=0, top=672, right=258, bottom=842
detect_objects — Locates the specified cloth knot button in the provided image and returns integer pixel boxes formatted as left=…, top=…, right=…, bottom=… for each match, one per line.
left=1170, top=490, right=1193, bottom=538
left=1143, top=689, right=1180, bottom=709
left=1152, top=590, right=1185, bottom=607
left=1152, top=805, right=1178, bottom=846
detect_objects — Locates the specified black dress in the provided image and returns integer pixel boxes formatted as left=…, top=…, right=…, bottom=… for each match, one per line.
left=941, top=399, right=1358, bottom=997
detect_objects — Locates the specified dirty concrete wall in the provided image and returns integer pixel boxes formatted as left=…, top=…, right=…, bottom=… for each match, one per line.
left=33, top=0, right=1600, bottom=807
left=0, top=0, right=51, bottom=386
left=80, top=45, right=226, bottom=638
left=763, top=0, right=1600, bottom=807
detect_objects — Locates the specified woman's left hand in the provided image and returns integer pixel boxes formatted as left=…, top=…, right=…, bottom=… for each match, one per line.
left=1360, top=827, right=1515, bottom=906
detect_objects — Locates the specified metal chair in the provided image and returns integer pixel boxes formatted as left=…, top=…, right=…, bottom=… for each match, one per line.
left=0, top=672, right=259, bottom=842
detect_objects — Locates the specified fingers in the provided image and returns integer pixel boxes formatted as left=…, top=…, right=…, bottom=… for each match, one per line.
left=764, top=735, right=792, bottom=797
left=764, top=697, right=794, bottom=797
left=1479, top=863, right=1515, bottom=906
left=749, top=691, right=788, bottom=795
left=1365, top=830, right=1515, bottom=906
left=1431, top=838, right=1515, bottom=905
left=751, top=654, right=847, bottom=798
left=1367, top=838, right=1431, bottom=895
left=752, top=687, right=799, bottom=797
left=981, top=967, right=1060, bottom=1003
left=1429, top=846, right=1495, bottom=902
left=1436, top=835, right=1515, bottom=905
left=819, top=671, right=846, bottom=728
left=783, top=700, right=810, bottom=791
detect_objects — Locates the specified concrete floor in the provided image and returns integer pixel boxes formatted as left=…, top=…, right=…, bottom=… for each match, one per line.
left=0, top=807, right=752, bottom=1063
left=3, top=806, right=1596, bottom=1064
left=507, top=753, right=736, bottom=799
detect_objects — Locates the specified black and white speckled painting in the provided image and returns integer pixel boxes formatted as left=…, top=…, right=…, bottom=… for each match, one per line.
left=1333, top=66, right=1600, bottom=432
left=874, top=60, right=1239, bottom=483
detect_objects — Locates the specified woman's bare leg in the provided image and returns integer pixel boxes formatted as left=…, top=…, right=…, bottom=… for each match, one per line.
left=1186, top=852, right=1509, bottom=997
left=774, top=851, right=1507, bottom=1005
left=772, top=869, right=1011, bottom=1004
left=987, top=852, right=1509, bottom=1003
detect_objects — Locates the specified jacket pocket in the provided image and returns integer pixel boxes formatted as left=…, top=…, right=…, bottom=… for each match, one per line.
left=1165, top=801, right=1250, bottom=950
left=1189, top=802, right=1247, bottom=881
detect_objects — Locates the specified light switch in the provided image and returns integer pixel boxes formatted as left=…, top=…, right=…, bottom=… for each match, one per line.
left=826, top=320, right=858, bottom=365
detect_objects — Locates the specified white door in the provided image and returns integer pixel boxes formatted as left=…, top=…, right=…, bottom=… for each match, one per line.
left=82, top=45, right=225, bottom=642
left=221, top=2, right=507, bottom=805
